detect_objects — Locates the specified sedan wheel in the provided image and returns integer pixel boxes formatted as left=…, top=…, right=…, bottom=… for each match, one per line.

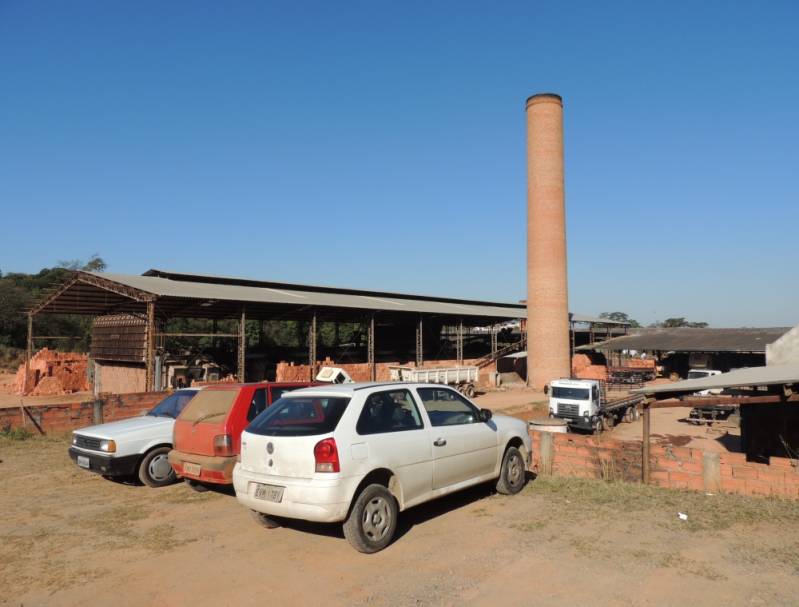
left=138, top=447, right=176, bottom=487
left=496, top=446, right=526, bottom=495
left=343, top=484, right=398, bottom=554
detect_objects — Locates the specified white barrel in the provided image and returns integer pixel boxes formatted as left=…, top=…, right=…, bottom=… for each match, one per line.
left=528, top=418, right=568, bottom=433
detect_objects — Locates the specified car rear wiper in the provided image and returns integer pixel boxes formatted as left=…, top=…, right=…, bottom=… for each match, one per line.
left=192, top=412, right=226, bottom=426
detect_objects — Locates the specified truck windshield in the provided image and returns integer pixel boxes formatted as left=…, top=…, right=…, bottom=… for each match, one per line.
left=552, top=387, right=590, bottom=400
left=147, top=390, right=197, bottom=418
left=246, top=396, right=350, bottom=437
left=688, top=371, right=709, bottom=379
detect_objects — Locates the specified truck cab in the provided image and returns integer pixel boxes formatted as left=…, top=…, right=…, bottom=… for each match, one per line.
left=549, top=378, right=602, bottom=431
left=686, top=369, right=723, bottom=395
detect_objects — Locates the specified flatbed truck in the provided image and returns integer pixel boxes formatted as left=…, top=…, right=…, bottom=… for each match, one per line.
left=548, top=378, right=644, bottom=433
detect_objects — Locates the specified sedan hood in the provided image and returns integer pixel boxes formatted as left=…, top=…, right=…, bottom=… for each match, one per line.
left=74, top=415, right=174, bottom=439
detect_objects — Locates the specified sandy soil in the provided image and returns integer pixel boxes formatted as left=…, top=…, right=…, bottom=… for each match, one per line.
left=2, top=436, right=797, bottom=607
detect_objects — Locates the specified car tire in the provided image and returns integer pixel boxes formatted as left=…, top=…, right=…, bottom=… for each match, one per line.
left=496, top=446, right=526, bottom=495
left=343, top=484, right=398, bottom=554
left=185, top=478, right=209, bottom=492
left=251, top=510, right=281, bottom=529
left=137, top=447, right=176, bottom=487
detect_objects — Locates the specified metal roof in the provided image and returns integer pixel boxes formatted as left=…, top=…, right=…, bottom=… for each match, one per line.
left=635, top=363, right=799, bottom=395
left=577, top=327, right=790, bottom=353
left=569, top=313, right=630, bottom=326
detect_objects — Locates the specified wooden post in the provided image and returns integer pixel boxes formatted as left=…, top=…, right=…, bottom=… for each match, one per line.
left=237, top=307, right=246, bottom=382
left=539, top=432, right=554, bottom=476
left=703, top=452, right=721, bottom=493
left=415, top=316, right=424, bottom=367
left=368, top=314, right=376, bottom=382
left=308, top=310, right=317, bottom=382
left=642, top=401, right=651, bottom=484
left=145, top=301, right=155, bottom=391
left=23, top=313, right=33, bottom=395
left=456, top=320, right=464, bottom=364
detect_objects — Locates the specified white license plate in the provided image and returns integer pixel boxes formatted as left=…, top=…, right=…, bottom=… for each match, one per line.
left=254, top=483, right=284, bottom=503
left=77, top=455, right=90, bottom=469
left=183, top=462, right=201, bottom=476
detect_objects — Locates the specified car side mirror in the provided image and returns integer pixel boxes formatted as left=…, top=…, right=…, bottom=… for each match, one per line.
left=479, top=408, right=493, bottom=422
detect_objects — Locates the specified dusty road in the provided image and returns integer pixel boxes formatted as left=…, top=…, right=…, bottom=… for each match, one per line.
left=2, top=436, right=798, bottom=606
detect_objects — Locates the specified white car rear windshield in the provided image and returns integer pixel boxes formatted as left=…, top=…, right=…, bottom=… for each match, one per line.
left=246, top=396, right=350, bottom=436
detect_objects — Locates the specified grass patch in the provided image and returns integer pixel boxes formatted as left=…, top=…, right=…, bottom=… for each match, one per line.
left=0, top=426, right=35, bottom=441
left=526, top=476, right=799, bottom=532
left=141, top=523, right=194, bottom=553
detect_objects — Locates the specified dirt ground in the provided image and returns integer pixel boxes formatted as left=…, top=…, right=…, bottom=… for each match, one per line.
left=2, top=436, right=798, bottom=607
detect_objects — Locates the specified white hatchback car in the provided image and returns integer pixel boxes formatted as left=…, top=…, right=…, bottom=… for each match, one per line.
left=234, top=382, right=531, bottom=553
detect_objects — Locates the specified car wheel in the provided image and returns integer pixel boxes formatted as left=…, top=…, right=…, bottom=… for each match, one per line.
left=496, top=446, right=526, bottom=495
left=137, top=447, right=176, bottom=487
left=251, top=510, right=281, bottom=529
left=343, top=484, right=398, bottom=554
left=185, top=478, right=209, bottom=492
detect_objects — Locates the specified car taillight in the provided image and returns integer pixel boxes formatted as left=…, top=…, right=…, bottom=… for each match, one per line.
left=213, top=434, right=234, bottom=456
left=314, top=437, right=339, bottom=473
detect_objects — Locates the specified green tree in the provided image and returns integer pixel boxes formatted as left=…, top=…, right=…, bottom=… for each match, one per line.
left=599, top=311, right=641, bottom=328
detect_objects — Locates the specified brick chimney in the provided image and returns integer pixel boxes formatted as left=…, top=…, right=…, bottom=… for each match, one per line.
left=526, top=93, right=570, bottom=389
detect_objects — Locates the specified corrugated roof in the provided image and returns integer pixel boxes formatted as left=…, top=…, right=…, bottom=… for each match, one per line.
left=569, top=313, right=630, bottom=326
left=635, top=364, right=799, bottom=395
left=88, top=272, right=525, bottom=319
left=577, top=327, right=790, bottom=353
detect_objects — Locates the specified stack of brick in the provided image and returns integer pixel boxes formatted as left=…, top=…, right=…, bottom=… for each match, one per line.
left=571, top=353, right=608, bottom=381
left=14, top=348, right=90, bottom=396
left=528, top=428, right=799, bottom=498
left=276, top=357, right=495, bottom=385
left=626, top=358, right=656, bottom=370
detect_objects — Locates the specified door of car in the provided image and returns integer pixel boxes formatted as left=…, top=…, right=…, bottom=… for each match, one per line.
left=414, top=387, right=498, bottom=490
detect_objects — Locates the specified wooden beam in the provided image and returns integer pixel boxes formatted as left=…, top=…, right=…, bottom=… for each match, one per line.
left=308, top=310, right=317, bottom=382
left=368, top=314, right=376, bottom=382
left=648, top=394, right=799, bottom=409
left=154, top=333, right=238, bottom=338
left=23, top=313, right=33, bottom=395
left=642, top=401, right=651, bottom=484
left=145, top=301, right=155, bottom=391
left=238, top=307, right=246, bottom=382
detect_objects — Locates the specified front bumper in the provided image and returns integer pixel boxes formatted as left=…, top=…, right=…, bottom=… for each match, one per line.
left=168, top=449, right=237, bottom=485
left=233, top=464, right=357, bottom=523
left=69, top=447, right=140, bottom=477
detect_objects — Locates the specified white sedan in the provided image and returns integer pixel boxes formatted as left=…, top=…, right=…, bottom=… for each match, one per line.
left=234, top=382, right=531, bottom=553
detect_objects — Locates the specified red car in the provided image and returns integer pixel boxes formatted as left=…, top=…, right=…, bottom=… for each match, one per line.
left=168, top=381, right=312, bottom=490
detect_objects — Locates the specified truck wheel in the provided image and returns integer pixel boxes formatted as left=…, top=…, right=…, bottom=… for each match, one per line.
left=464, top=383, right=476, bottom=398
left=604, top=415, right=616, bottom=429
left=496, top=446, right=526, bottom=495
left=138, top=447, right=176, bottom=487
left=251, top=510, right=281, bottom=529
left=594, top=418, right=603, bottom=433
left=632, top=407, right=641, bottom=421
left=343, top=484, right=398, bottom=554
left=623, top=408, right=634, bottom=423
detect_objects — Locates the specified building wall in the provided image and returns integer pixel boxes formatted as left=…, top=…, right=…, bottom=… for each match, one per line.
left=1, top=391, right=167, bottom=434
left=94, top=362, right=146, bottom=394
left=766, top=324, right=799, bottom=365
left=528, top=429, right=799, bottom=498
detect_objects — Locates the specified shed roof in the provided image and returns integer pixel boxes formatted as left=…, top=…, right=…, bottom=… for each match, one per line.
left=577, top=327, right=790, bottom=354
left=634, top=363, right=799, bottom=395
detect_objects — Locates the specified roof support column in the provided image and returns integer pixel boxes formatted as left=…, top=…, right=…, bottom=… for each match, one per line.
left=237, top=307, right=246, bottom=383
left=456, top=320, right=464, bottom=364
left=490, top=324, right=498, bottom=358
left=416, top=316, right=424, bottom=367
left=308, top=310, right=318, bottom=382
left=23, top=313, right=33, bottom=395
left=368, top=314, right=376, bottom=381
left=145, top=301, right=156, bottom=391
left=642, top=401, right=651, bottom=484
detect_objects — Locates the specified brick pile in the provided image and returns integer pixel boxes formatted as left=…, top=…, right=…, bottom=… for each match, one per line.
left=571, top=353, right=608, bottom=381
left=276, top=358, right=496, bottom=385
left=528, top=429, right=799, bottom=499
left=14, top=348, right=90, bottom=396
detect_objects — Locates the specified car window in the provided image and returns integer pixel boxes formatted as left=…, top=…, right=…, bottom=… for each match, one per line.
left=356, top=389, right=424, bottom=435
left=178, top=390, right=238, bottom=423
left=147, top=390, right=198, bottom=419
left=269, top=387, right=296, bottom=403
left=416, top=387, right=479, bottom=427
left=246, top=396, right=350, bottom=436
left=246, top=388, right=268, bottom=422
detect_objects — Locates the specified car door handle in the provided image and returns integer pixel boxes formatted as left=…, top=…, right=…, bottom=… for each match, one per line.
left=433, top=438, right=447, bottom=447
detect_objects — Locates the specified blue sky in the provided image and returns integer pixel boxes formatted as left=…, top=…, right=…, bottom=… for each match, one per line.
left=1, top=1, right=796, bottom=327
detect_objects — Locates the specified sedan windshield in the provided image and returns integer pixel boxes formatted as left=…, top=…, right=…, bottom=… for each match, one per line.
left=246, top=396, right=350, bottom=437
left=147, top=390, right=198, bottom=418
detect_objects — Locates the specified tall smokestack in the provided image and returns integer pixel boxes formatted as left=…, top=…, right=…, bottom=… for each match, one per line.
left=526, top=93, right=570, bottom=389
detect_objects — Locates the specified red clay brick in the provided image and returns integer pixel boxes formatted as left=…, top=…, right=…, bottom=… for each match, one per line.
left=745, top=480, right=773, bottom=496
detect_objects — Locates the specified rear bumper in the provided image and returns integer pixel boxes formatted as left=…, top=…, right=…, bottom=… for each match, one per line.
left=233, top=464, right=357, bottom=523
left=168, top=449, right=237, bottom=485
left=69, top=447, right=139, bottom=477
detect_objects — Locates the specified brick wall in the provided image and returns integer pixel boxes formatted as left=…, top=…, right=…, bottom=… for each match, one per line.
left=529, top=429, right=799, bottom=499
left=276, top=358, right=496, bottom=385
left=0, top=391, right=168, bottom=435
